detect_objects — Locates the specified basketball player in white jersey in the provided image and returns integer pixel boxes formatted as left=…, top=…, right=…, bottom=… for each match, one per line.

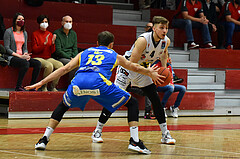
left=92, top=16, right=176, bottom=153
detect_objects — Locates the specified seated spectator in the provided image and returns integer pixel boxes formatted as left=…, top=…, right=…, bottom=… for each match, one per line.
left=201, top=0, right=225, bottom=49
left=172, top=0, right=216, bottom=49
left=4, top=12, right=41, bottom=91
left=221, top=0, right=240, bottom=49
left=145, top=22, right=153, bottom=32
left=156, top=56, right=186, bottom=118
left=212, top=0, right=225, bottom=13
left=31, top=15, right=64, bottom=91
left=52, top=15, right=78, bottom=83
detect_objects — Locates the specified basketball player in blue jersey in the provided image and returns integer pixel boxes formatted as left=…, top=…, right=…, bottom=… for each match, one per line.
left=92, top=16, right=176, bottom=146
left=25, top=31, right=163, bottom=154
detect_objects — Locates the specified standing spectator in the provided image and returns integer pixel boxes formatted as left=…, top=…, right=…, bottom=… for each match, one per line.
left=201, top=0, right=225, bottom=49
left=3, top=12, right=41, bottom=91
left=32, top=15, right=64, bottom=91
left=172, top=0, right=216, bottom=49
left=53, top=15, right=78, bottom=83
left=222, top=0, right=240, bottom=49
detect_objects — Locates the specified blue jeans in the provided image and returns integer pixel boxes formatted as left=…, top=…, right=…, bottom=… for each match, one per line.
left=172, top=18, right=212, bottom=44
left=225, top=22, right=240, bottom=47
left=157, top=84, right=186, bottom=108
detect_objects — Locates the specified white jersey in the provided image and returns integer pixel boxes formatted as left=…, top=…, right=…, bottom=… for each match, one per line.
left=115, top=31, right=169, bottom=89
left=125, top=31, right=168, bottom=67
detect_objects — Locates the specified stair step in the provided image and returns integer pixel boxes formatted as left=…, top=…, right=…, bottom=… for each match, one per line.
left=113, top=9, right=142, bottom=21
left=97, top=1, right=134, bottom=10
left=172, top=61, right=199, bottom=69
left=187, top=83, right=225, bottom=90
left=188, top=76, right=215, bottom=84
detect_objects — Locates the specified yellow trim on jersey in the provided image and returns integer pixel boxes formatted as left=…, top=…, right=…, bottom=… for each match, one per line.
left=111, top=58, right=118, bottom=72
left=78, top=53, right=81, bottom=67
left=99, top=73, right=112, bottom=86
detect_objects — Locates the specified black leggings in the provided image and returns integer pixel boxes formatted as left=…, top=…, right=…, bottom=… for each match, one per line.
left=141, top=83, right=166, bottom=124
left=10, top=57, right=41, bottom=87
left=99, top=96, right=139, bottom=124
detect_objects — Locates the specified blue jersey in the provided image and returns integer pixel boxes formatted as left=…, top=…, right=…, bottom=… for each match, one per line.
left=76, top=46, right=118, bottom=80
left=63, top=46, right=131, bottom=113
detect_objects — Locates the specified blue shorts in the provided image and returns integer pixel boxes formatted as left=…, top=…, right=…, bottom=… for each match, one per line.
left=63, top=72, right=131, bottom=113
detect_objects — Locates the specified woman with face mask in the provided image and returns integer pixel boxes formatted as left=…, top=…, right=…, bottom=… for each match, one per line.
left=31, top=15, right=63, bottom=91
left=3, top=12, right=41, bottom=91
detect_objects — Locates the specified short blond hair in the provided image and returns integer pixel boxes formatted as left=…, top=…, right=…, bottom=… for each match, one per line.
left=152, top=16, right=169, bottom=26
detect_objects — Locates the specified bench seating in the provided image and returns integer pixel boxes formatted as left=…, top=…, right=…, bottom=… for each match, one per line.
left=9, top=91, right=215, bottom=113
left=199, top=49, right=240, bottom=69
left=225, top=70, right=240, bottom=90
left=1, top=0, right=112, bottom=24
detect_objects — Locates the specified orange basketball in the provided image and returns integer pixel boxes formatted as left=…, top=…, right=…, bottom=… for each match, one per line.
left=156, top=67, right=172, bottom=87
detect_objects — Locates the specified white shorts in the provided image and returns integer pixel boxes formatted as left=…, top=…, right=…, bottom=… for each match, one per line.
left=114, top=65, right=153, bottom=90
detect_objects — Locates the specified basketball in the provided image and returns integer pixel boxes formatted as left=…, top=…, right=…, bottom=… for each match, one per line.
left=156, top=67, right=172, bottom=87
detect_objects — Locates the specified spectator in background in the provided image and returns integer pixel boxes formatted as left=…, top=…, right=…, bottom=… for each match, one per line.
left=172, top=0, right=216, bottom=49
left=212, top=0, right=225, bottom=13
left=201, top=0, right=225, bottom=49
left=0, top=13, right=5, bottom=40
left=4, top=12, right=41, bottom=91
left=222, top=0, right=240, bottom=49
left=145, top=22, right=153, bottom=32
left=139, top=0, right=151, bottom=9
left=31, top=15, right=64, bottom=92
left=53, top=15, right=78, bottom=83
left=155, top=56, right=186, bottom=118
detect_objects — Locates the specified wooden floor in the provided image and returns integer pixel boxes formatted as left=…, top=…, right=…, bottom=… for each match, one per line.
left=0, top=116, right=240, bottom=159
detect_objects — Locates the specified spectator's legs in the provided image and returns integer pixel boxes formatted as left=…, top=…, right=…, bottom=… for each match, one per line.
left=47, top=58, right=64, bottom=89
left=172, top=19, right=194, bottom=42
left=192, top=21, right=212, bottom=44
left=58, top=58, right=77, bottom=84
left=216, top=22, right=225, bottom=48
left=9, top=57, right=30, bottom=88
left=156, top=85, right=174, bottom=108
left=173, top=84, right=186, bottom=108
left=225, top=22, right=235, bottom=47
left=29, top=58, right=41, bottom=85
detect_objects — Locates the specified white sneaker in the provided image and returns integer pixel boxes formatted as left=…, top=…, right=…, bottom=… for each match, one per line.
left=92, top=130, right=103, bottom=143
left=35, top=136, right=49, bottom=150
left=161, top=130, right=176, bottom=145
left=163, top=108, right=167, bottom=118
left=170, top=106, right=179, bottom=118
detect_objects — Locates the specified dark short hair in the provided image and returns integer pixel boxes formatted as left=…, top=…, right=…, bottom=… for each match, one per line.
left=152, top=16, right=169, bottom=26
left=37, top=15, right=49, bottom=24
left=98, top=31, right=114, bottom=46
left=12, top=12, right=25, bottom=32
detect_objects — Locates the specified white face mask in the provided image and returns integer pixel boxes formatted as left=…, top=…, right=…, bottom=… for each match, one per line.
left=64, top=23, right=72, bottom=30
left=40, top=22, right=49, bottom=29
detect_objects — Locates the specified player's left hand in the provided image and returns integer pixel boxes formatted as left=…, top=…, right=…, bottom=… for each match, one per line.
left=149, top=64, right=165, bottom=85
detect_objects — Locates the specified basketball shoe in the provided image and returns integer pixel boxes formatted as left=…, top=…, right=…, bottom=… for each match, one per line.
left=161, top=130, right=176, bottom=145
left=170, top=106, right=179, bottom=118
left=92, top=130, right=103, bottom=143
left=128, top=137, right=151, bottom=154
left=35, top=136, right=49, bottom=150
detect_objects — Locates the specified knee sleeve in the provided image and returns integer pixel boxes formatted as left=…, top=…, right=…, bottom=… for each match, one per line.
left=99, top=107, right=112, bottom=124
left=125, top=96, right=139, bottom=122
left=141, top=84, right=166, bottom=124
left=51, top=101, right=69, bottom=122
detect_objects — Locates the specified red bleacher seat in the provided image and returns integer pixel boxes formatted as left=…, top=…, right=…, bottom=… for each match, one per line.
left=8, top=91, right=215, bottom=113
left=199, top=49, right=240, bottom=69
left=1, top=0, right=112, bottom=24
left=225, top=70, right=240, bottom=90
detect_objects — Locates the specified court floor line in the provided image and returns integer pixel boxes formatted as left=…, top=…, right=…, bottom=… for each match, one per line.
left=1, top=124, right=240, bottom=135
left=0, top=150, right=62, bottom=159
left=60, top=133, right=240, bottom=156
